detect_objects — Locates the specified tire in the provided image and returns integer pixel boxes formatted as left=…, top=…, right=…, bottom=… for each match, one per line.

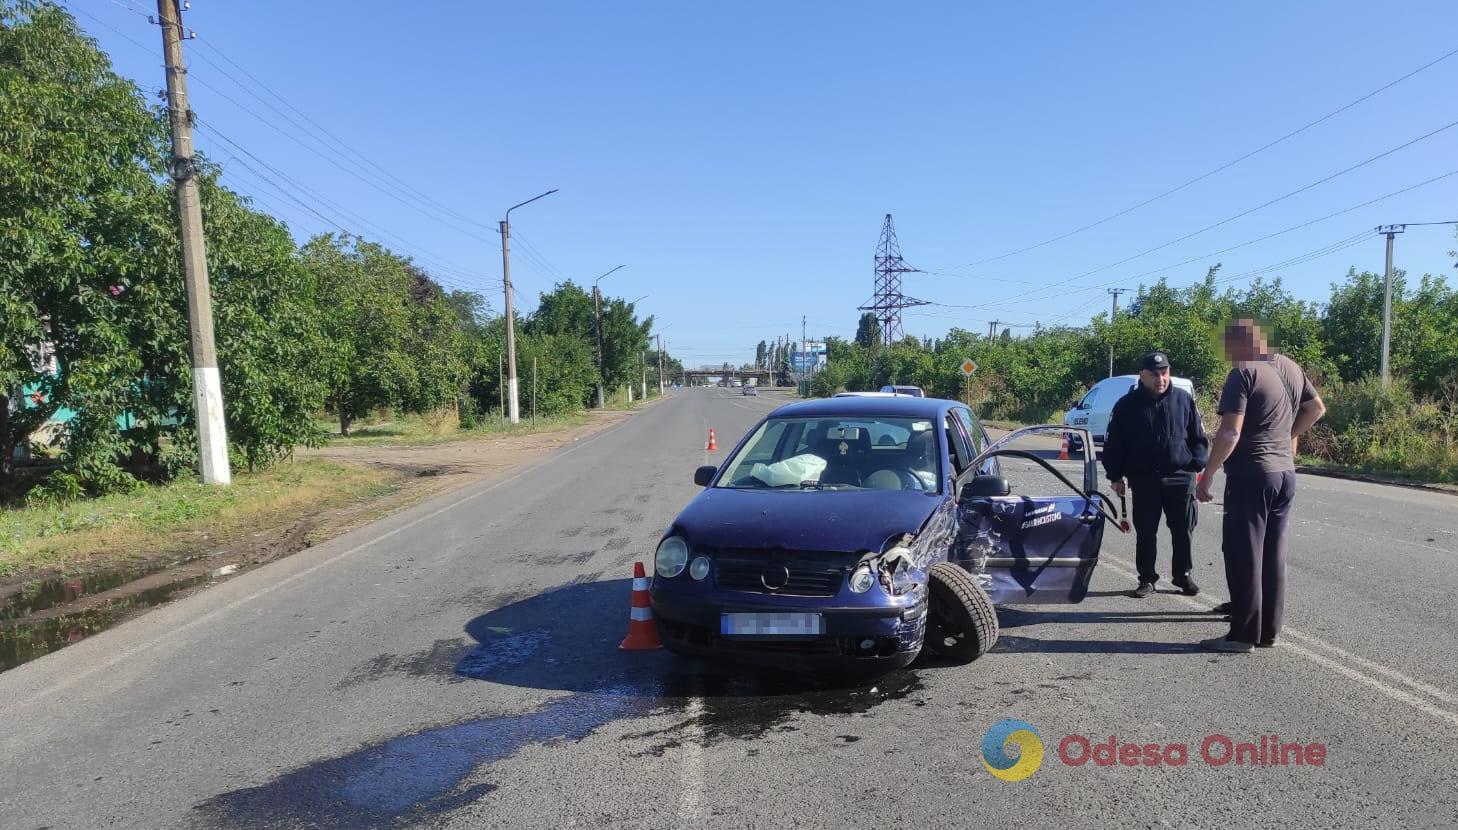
left=924, top=562, right=999, bottom=663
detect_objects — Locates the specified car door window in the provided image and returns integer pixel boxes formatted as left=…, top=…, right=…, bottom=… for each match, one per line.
left=945, top=414, right=973, bottom=476
left=952, top=407, right=983, bottom=455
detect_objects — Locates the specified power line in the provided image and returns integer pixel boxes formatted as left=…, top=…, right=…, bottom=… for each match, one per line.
left=956, top=165, right=1458, bottom=314
left=196, top=122, right=503, bottom=295
left=932, top=45, right=1458, bottom=272
left=183, top=72, right=501, bottom=247
left=188, top=39, right=495, bottom=233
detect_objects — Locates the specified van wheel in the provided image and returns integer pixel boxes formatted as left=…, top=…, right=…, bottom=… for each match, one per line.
left=924, top=562, right=998, bottom=662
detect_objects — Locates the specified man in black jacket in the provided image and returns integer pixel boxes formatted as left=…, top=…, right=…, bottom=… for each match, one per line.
left=1102, top=351, right=1210, bottom=598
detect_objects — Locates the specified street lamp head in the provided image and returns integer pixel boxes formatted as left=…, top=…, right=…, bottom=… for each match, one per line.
left=504, top=189, right=558, bottom=223
left=594, top=264, right=627, bottom=287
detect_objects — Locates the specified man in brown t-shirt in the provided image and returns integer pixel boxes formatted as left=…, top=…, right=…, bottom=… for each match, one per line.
left=1195, top=318, right=1326, bottom=653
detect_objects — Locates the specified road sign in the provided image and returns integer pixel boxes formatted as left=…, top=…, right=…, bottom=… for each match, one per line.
left=960, top=359, right=978, bottom=377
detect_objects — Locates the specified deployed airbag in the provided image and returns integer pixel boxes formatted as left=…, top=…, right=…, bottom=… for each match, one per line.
left=751, top=453, right=828, bottom=487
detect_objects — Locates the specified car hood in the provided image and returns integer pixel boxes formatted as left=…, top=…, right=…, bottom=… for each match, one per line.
left=672, top=487, right=940, bottom=554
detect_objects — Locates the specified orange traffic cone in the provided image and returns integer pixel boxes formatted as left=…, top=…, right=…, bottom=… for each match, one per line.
left=706, top=429, right=717, bottom=451
left=619, top=562, right=662, bottom=651
left=1058, top=435, right=1070, bottom=461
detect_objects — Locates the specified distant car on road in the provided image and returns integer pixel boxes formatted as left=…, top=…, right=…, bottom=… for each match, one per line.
left=651, top=396, right=1123, bottom=675
left=879, top=385, right=925, bottom=397
left=1063, top=374, right=1195, bottom=451
left=742, top=385, right=757, bottom=396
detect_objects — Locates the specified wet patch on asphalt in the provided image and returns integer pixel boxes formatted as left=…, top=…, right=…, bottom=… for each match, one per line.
left=2, top=570, right=215, bottom=672
left=203, top=578, right=935, bottom=828
left=194, top=681, right=645, bottom=830
left=618, top=670, right=925, bottom=756
left=198, top=668, right=922, bottom=829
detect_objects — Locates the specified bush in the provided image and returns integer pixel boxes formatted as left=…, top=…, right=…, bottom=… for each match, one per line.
left=1301, top=376, right=1458, bottom=482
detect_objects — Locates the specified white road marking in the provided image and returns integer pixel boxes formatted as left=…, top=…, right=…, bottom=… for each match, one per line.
left=677, top=695, right=707, bottom=825
left=6, top=411, right=633, bottom=711
left=1098, top=556, right=1458, bottom=729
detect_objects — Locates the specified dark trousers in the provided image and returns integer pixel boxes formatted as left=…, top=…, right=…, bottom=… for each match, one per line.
left=1222, top=470, right=1296, bottom=644
left=1131, top=474, right=1196, bottom=584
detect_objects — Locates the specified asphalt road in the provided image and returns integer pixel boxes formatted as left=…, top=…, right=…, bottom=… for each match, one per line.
left=2, top=387, right=1456, bottom=829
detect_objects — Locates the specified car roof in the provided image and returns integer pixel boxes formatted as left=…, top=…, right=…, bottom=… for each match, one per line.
left=1097, top=374, right=1193, bottom=386
left=770, top=395, right=955, bottom=419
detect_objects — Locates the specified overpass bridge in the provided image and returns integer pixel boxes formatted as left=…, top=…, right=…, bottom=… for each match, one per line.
left=681, top=368, right=777, bottom=386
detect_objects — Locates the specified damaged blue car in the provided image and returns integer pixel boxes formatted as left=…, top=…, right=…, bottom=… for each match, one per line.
left=650, top=396, right=1124, bottom=674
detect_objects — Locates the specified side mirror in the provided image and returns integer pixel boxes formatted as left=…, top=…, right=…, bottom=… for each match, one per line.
left=693, top=465, right=717, bottom=487
left=960, top=475, right=1010, bottom=500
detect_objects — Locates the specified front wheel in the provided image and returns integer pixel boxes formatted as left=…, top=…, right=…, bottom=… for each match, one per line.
left=924, top=562, right=998, bottom=662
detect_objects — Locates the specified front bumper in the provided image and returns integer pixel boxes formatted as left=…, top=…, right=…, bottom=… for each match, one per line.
left=650, top=586, right=927, bottom=674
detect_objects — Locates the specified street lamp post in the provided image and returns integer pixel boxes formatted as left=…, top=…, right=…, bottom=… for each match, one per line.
left=656, top=324, right=672, bottom=396
left=628, top=295, right=650, bottom=402
left=592, top=265, right=626, bottom=409
left=500, top=189, right=557, bottom=424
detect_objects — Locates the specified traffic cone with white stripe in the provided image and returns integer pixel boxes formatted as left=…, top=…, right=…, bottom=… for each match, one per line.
left=1058, top=434, right=1070, bottom=461
left=619, top=562, right=662, bottom=651
left=706, top=429, right=717, bottom=451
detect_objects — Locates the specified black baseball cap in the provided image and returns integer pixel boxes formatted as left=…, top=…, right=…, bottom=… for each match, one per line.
left=1140, top=351, right=1171, bottom=372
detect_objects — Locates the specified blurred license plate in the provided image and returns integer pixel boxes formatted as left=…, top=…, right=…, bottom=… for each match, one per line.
left=720, top=612, right=822, bottom=636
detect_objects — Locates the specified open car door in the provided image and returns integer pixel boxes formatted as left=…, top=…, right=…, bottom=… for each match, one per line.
left=951, top=425, right=1125, bottom=604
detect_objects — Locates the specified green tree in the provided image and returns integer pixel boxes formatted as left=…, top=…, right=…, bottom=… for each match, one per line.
left=855, top=313, right=882, bottom=350
left=304, top=235, right=464, bottom=435
left=2, top=3, right=330, bottom=489
left=1322, top=269, right=1391, bottom=384
left=0, top=1, right=170, bottom=486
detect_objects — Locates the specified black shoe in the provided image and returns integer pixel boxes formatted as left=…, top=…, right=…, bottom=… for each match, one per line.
left=1129, top=582, right=1156, bottom=598
left=1212, top=601, right=1231, bottom=614
left=1257, top=636, right=1277, bottom=648
left=1172, top=577, right=1200, bottom=596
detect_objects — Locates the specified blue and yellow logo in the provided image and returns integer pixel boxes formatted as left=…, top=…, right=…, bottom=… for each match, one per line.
left=982, top=719, right=1044, bottom=781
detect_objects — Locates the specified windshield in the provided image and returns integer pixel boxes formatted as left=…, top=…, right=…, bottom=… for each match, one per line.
left=717, top=416, right=941, bottom=492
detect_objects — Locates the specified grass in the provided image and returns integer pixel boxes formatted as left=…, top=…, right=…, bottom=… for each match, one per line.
left=606, top=392, right=668, bottom=412
left=0, top=459, right=400, bottom=579
left=1296, top=454, right=1458, bottom=487
left=317, top=410, right=591, bottom=447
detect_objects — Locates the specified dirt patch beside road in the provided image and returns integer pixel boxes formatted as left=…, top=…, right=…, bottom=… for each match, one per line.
left=301, top=408, right=633, bottom=492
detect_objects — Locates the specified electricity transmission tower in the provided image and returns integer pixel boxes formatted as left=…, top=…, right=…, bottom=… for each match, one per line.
left=859, top=214, right=928, bottom=347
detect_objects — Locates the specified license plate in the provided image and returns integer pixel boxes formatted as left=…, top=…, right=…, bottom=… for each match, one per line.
left=720, top=612, right=823, bottom=636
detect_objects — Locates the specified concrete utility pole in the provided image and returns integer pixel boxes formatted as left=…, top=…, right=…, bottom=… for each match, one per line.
left=591, top=265, right=625, bottom=408
left=499, top=190, right=557, bottom=424
left=986, top=320, right=1000, bottom=342
left=801, top=316, right=808, bottom=390
left=1107, top=288, right=1128, bottom=377
left=1377, top=225, right=1405, bottom=387
left=657, top=335, right=665, bottom=394
left=157, top=0, right=229, bottom=485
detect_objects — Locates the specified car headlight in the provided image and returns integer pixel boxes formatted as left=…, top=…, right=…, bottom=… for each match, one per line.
left=655, top=536, right=689, bottom=578
left=689, top=555, right=711, bottom=581
left=849, top=565, right=875, bottom=593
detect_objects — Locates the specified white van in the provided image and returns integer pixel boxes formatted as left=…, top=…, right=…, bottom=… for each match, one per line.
left=1063, top=374, right=1195, bottom=448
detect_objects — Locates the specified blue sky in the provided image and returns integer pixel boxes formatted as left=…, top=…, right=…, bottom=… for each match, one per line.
left=74, top=1, right=1458, bottom=366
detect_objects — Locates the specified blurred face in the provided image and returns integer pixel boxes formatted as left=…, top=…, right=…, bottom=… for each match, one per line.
left=1223, top=319, right=1268, bottom=364
left=1140, top=367, right=1171, bottom=394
